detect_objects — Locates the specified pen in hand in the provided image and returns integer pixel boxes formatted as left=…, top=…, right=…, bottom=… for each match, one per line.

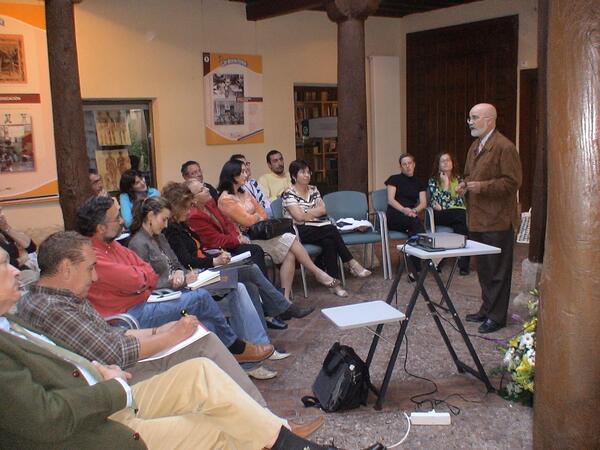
left=180, top=309, right=189, bottom=317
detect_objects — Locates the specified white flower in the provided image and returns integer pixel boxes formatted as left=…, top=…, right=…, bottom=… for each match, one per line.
left=526, top=349, right=536, bottom=365
left=503, top=348, right=515, bottom=366
left=519, top=333, right=534, bottom=350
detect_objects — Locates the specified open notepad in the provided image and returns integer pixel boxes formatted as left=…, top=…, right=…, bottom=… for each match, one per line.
left=139, top=325, right=210, bottom=362
left=303, top=220, right=331, bottom=227
left=187, top=270, right=221, bottom=290
left=214, top=251, right=252, bottom=267
left=147, top=289, right=182, bottom=303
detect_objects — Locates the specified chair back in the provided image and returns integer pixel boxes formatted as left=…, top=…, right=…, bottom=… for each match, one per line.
left=371, top=189, right=388, bottom=212
left=271, top=198, right=284, bottom=219
left=323, top=191, right=368, bottom=220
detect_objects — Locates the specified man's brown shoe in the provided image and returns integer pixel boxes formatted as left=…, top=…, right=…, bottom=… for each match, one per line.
left=234, top=342, right=274, bottom=363
left=289, top=416, right=324, bottom=438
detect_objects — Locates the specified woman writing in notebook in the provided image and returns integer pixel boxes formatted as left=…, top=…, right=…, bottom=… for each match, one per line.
left=185, top=177, right=269, bottom=276
left=162, top=182, right=312, bottom=362
left=217, top=159, right=347, bottom=298
left=282, top=160, right=371, bottom=288
left=126, top=196, right=278, bottom=376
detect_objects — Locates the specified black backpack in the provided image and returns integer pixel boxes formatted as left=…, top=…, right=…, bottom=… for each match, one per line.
left=302, top=342, right=370, bottom=412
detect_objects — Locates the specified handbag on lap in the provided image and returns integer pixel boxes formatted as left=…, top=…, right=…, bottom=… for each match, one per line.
left=247, top=218, right=293, bottom=240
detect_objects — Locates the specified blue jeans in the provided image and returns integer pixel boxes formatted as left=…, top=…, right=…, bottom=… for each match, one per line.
left=217, top=282, right=270, bottom=345
left=237, top=264, right=291, bottom=331
left=127, top=289, right=237, bottom=347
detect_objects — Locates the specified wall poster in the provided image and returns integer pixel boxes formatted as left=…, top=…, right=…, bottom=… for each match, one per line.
left=203, top=52, right=263, bottom=145
left=0, top=4, right=58, bottom=204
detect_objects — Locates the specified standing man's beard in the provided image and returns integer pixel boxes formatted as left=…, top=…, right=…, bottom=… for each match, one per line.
left=470, top=127, right=479, bottom=137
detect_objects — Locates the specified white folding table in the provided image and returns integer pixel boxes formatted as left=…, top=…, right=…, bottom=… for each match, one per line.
left=353, top=240, right=499, bottom=410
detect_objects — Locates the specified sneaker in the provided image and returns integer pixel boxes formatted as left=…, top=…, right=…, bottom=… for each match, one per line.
left=269, top=349, right=291, bottom=360
left=245, top=365, right=278, bottom=380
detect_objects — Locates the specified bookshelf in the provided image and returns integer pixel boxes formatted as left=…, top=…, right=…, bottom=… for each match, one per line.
left=294, top=85, right=338, bottom=194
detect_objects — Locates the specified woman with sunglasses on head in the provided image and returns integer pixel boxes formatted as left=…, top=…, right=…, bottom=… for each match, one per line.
left=162, top=182, right=313, bottom=337
left=217, top=159, right=346, bottom=298
left=186, top=178, right=269, bottom=276
left=118, top=169, right=159, bottom=229
left=282, top=160, right=371, bottom=288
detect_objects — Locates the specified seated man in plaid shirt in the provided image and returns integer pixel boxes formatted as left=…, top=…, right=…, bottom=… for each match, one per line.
left=16, top=230, right=265, bottom=404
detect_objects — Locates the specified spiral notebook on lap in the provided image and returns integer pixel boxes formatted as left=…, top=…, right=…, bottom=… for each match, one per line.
left=187, top=270, right=221, bottom=290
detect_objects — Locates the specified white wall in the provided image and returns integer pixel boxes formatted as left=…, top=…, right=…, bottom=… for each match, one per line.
left=3, top=0, right=537, bottom=232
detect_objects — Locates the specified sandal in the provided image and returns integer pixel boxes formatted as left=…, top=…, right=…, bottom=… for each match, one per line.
left=325, top=279, right=348, bottom=297
left=348, top=261, right=372, bottom=278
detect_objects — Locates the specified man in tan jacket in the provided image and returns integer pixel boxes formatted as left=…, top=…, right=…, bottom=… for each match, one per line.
left=458, top=103, right=522, bottom=333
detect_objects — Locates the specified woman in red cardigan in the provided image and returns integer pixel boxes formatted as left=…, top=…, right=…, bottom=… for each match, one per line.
left=186, top=179, right=268, bottom=276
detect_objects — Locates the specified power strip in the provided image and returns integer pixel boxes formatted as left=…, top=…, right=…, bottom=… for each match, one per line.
left=410, top=410, right=451, bottom=426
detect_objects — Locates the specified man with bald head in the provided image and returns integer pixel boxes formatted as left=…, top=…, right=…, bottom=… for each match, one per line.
left=457, top=103, right=522, bottom=333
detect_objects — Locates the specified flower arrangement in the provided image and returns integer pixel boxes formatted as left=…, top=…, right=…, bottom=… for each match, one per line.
left=499, top=288, right=539, bottom=406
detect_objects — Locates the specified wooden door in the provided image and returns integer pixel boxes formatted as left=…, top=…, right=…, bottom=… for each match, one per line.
left=518, top=69, right=538, bottom=212
left=406, top=15, right=519, bottom=181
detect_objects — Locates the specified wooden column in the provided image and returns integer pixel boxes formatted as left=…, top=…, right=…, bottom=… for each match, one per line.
left=528, top=0, right=548, bottom=263
left=46, top=0, right=91, bottom=230
left=327, top=0, right=379, bottom=193
left=533, top=1, right=600, bottom=448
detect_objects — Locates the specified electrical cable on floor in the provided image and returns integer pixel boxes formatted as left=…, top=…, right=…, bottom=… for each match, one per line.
left=387, top=411, right=411, bottom=448
left=401, top=334, right=492, bottom=416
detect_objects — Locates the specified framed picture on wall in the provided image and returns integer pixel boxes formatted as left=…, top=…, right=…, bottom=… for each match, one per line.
left=203, top=52, right=263, bottom=145
left=0, top=34, right=27, bottom=83
left=0, top=111, right=34, bottom=173
left=83, top=99, right=156, bottom=192
left=94, top=148, right=130, bottom=192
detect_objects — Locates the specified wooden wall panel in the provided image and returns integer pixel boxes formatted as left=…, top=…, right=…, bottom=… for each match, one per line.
left=407, top=15, right=518, bottom=180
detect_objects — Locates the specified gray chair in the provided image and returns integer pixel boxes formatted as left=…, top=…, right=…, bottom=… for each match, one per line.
left=271, top=197, right=323, bottom=298
left=424, top=207, right=454, bottom=233
left=424, top=187, right=454, bottom=233
left=105, top=313, right=140, bottom=329
left=371, top=188, right=409, bottom=279
left=323, top=191, right=386, bottom=281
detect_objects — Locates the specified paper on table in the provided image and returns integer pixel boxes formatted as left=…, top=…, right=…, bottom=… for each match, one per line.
left=187, top=270, right=220, bottom=290
left=139, top=325, right=210, bottom=362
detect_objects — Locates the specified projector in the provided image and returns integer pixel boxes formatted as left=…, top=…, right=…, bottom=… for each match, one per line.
left=416, top=232, right=466, bottom=250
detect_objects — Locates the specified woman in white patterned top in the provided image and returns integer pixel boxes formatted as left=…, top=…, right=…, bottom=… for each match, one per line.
left=282, top=160, right=371, bottom=297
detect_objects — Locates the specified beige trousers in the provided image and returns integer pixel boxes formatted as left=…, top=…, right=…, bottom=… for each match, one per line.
left=110, top=358, right=285, bottom=450
left=128, top=332, right=266, bottom=406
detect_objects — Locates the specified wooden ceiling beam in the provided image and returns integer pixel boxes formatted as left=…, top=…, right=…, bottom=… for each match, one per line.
left=246, top=0, right=326, bottom=21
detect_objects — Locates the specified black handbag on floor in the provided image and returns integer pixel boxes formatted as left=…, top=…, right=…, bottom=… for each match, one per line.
left=247, top=218, right=293, bottom=240
left=301, top=342, right=370, bottom=413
